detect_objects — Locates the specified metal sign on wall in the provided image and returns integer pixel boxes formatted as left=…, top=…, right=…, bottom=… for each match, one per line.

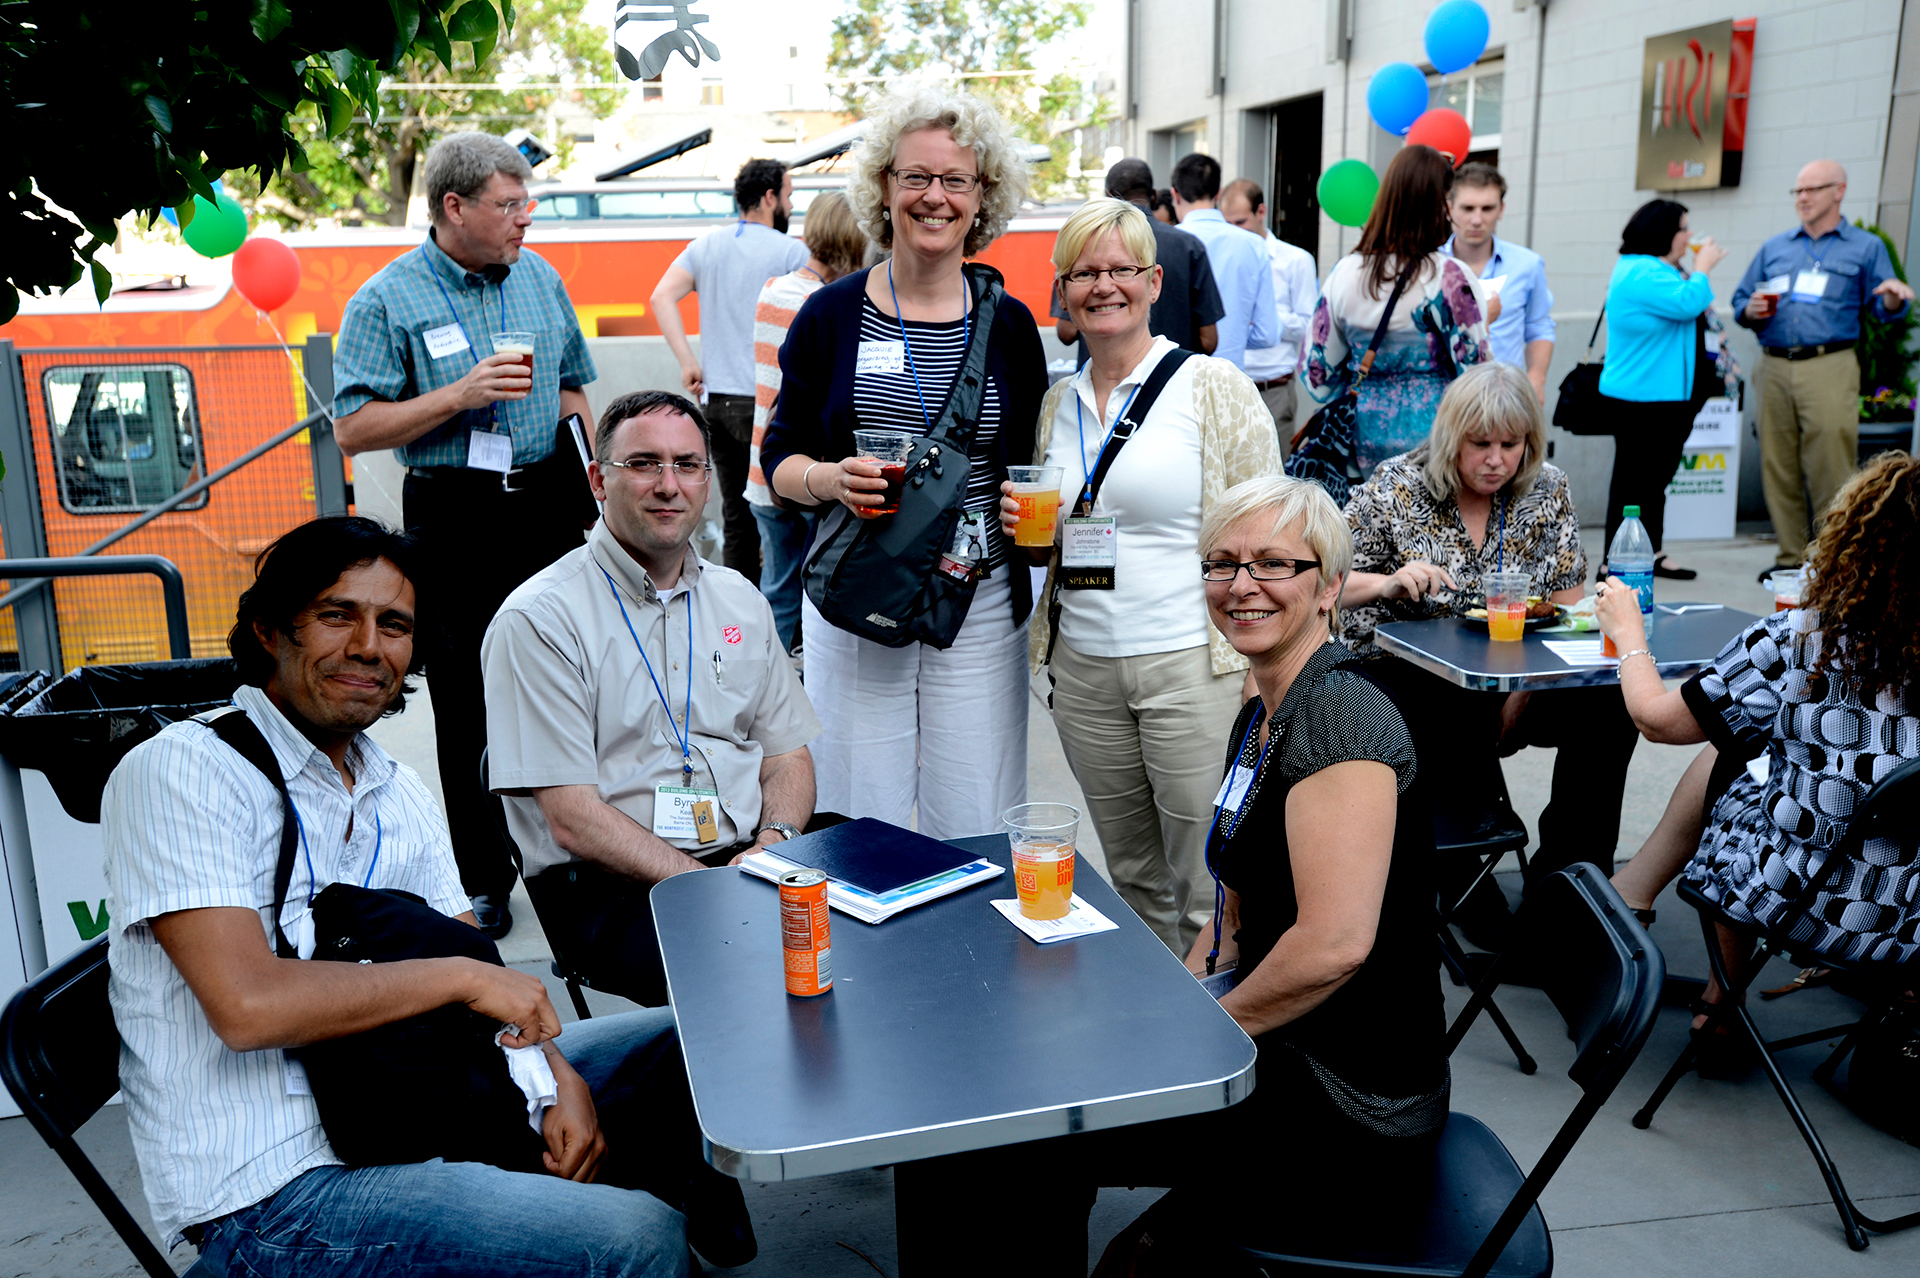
left=1636, top=19, right=1756, bottom=191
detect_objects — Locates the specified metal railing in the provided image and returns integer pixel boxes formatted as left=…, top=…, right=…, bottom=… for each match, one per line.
left=0, top=557, right=191, bottom=660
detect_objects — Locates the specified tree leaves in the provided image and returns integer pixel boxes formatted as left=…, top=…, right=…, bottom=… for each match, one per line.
left=448, top=0, right=500, bottom=67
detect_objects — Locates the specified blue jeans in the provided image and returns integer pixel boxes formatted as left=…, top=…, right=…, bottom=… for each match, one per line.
left=196, top=1010, right=690, bottom=1278
left=751, top=502, right=816, bottom=653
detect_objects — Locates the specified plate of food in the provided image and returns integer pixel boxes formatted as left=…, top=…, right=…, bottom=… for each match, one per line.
left=1458, top=596, right=1560, bottom=632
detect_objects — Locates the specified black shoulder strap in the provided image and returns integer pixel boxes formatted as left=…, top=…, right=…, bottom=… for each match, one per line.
left=926, top=266, right=1006, bottom=454
left=1354, top=265, right=1418, bottom=386
left=197, top=706, right=300, bottom=960
left=1585, top=305, right=1607, bottom=357
left=1080, top=346, right=1197, bottom=512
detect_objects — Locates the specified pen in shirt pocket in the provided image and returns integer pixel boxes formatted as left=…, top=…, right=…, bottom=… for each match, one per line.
left=712, top=650, right=724, bottom=685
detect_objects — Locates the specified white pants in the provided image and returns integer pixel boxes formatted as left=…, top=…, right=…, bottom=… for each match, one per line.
left=801, top=572, right=1029, bottom=839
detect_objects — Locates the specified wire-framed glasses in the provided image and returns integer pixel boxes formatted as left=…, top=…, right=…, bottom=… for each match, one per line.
left=601, top=457, right=712, bottom=481
left=1060, top=265, right=1150, bottom=287
left=1201, top=557, right=1322, bottom=582
left=890, top=169, right=984, bottom=193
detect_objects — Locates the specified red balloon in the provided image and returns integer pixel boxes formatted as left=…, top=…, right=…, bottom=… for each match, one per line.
left=231, top=237, right=302, bottom=312
left=1405, top=109, right=1472, bottom=166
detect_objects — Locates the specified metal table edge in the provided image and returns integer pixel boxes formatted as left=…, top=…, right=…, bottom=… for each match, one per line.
left=699, top=1052, right=1259, bottom=1181
left=1372, top=627, right=1716, bottom=691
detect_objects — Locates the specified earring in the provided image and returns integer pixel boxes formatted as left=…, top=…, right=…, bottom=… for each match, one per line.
left=882, top=210, right=891, bottom=220
left=975, top=215, right=983, bottom=226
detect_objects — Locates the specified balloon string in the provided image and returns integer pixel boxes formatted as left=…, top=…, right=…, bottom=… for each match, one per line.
left=254, top=307, right=401, bottom=517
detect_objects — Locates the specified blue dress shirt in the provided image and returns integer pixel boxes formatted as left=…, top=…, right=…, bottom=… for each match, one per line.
left=1442, top=234, right=1555, bottom=367
left=1177, top=209, right=1277, bottom=370
left=1730, top=221, right=1909, bottom=348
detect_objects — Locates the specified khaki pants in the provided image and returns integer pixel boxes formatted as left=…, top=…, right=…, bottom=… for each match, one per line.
left=1759, top=349, right=1859, bottom=565
left=1049, top=638, right=1246, bottom=955
left=1259, top=378, right=1297, bottom=455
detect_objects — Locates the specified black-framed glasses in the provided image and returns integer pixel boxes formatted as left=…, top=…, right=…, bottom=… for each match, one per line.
left=1060, top=264, right=1150, bottom=287
left=601, top=457, right=712, bottom=481
left=890, top=169, right=984, bottom=193
left=1201, top=557, right=1322, bottom=583
left=1788, top=183, right=1839, bottom=197
left=463, top=194, right=538, bottom=216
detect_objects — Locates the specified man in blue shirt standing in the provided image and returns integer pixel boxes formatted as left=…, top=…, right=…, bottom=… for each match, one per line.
left=334, top=132, right=598, bottom=938
left=1733, top=159, right=1914, bottom=576
left=1441, top=163, right=1555, bottom=404
left=1169, top=153, right=1277, bottom=371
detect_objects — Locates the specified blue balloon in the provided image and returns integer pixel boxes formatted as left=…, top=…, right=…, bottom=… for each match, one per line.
left=1367, top=62, right=1430, bottom=137
left=1425, top=0, right=1491, bottom=75
left=162, top=179, right=224, bottom=230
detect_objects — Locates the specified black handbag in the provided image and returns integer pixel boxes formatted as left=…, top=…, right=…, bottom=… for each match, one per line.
left=1285, top=266, right=1416, bottom=505
left=201, top=706, right=547, bottom=1173
left=1552, top=308, right=1613, bottom=435
left=803, top=262, right=1004, bottom=650
left=1846, top=1007, right=1920, bottom=1147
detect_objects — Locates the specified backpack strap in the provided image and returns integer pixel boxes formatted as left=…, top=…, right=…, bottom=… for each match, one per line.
left=196, top=705, right=300, bottom=960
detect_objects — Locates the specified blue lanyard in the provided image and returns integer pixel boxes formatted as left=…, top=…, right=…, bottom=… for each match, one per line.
left=602, top=566, right=696, bottom=780
left=887, top=260, right=969, bottom=432
left=422, top=246, right=508, bottom=428
left=294, top=799, right=383, bottom=906
left=1495, top=489, right=1506, bottom=573
left=1203, top=702, right=1281, bottom=975
left=1073, top=381, right=1143, bottom=512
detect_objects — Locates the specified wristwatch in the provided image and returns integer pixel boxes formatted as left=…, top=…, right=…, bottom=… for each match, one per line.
left=758, top=821, right=804, bottom=843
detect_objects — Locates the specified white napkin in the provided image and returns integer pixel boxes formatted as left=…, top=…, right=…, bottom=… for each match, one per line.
left=989, top=895, right=1120, bottom=944
left=495, top=1030, right=559, bottom=1133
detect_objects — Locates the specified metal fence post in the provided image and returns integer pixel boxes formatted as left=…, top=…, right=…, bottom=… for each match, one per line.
left=0, top=341, right=61, bottom=672
left=304, top=333, right=350, bottom=518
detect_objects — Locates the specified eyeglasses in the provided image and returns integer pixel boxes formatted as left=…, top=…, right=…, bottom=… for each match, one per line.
left=601, top=457, right=712, bottom=481
left=463, top=194, right=539, bottom=216
left=889, top=169, right=984, bottom=193
left=1201, top=558, right=1322, bottom=582
left=1788, top=183, right=1839, bottom=197
left=1060, top=265, right=1150, bottom=287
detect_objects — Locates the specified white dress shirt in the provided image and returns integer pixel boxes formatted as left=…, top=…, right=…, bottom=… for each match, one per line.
left=1243, top=232, right=1319, bottom=382
left=105, top=684, right=466, bottom=1248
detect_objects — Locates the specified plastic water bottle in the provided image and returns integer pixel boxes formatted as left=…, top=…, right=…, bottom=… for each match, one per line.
left=1604, top=506, right=1655, bottom=657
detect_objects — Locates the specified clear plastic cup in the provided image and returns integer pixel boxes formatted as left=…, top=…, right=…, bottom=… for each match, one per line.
left=852, top=429, right=914, bottom=516
left=1003, top=802, right=1079, bottom=920
left=490, top=331, right=535, bottom=371
left=1484, top=571, right=1530, bottom=641
left=1005, top=465, right=1064, bottom=547
left=1766, top=569, right=1804, bottom=612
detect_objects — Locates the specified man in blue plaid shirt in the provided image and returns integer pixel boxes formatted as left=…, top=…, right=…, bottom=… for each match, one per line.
left=334, top=132, right=598, bottom=938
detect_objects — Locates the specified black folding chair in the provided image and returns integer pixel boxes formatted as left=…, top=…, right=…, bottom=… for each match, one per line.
left=1630, top=756, right=1920, bottom=1251
left=478, top=747, right=598, bottom=1020
left=1434, top=768, right=1537, bottom=1074
left=2, top=937, right=207, bottom=1277
left=1228, top=864, right=1665, bottom=1278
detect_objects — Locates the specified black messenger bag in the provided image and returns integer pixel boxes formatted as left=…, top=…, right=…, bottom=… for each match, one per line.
left=802, top=263, right=1004, bottom=650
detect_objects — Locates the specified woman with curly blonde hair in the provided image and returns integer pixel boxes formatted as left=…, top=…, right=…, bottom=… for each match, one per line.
left=1596, top=452, right=1920, bottom=1068
left=761, top=85, right=1046, bottom=836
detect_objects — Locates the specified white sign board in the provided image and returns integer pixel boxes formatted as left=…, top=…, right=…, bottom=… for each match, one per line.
left=1666, top=398, right=1740, bottom=540
left=24, top=768, right=110, bottom=967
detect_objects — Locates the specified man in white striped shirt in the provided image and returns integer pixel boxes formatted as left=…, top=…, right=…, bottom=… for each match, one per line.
left=104, top=516, right=748, bottom=1275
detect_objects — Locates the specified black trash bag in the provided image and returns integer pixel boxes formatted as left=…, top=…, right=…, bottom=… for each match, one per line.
left=0, top=659, right=243, bottom=823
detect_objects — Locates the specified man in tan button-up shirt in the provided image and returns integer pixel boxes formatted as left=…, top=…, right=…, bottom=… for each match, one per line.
left=483, top=389, right=821, bottom=1006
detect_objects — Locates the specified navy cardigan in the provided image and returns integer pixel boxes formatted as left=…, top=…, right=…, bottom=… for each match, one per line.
left=761, top=262, right=1047, bottom=626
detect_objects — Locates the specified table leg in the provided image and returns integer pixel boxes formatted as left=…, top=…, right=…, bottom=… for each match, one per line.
left=895, top=1152, right=1094, bottom=1275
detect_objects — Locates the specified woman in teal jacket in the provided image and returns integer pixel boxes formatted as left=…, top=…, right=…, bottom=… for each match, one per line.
left=1597, top=200, right=1727, bottom=576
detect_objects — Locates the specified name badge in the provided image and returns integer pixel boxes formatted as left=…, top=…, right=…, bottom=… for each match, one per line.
left=1060, top=515, right=1117, bottom=589
left=283, top=1055, right=313, bottom=1097
left=424, top=322, right=471, bottom=359
left=654, top=784, right=722, bottom=844
left=1213, top=763, right=1257, bottom=814
left=467, top=429, right=513, bottom=473
left=1793, top=268, right=1831, bottom=302
left=856, top=340, right=906, bottom=375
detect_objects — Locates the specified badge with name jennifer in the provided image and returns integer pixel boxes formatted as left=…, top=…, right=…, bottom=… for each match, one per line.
left=467, top=428, right=513, bottom=472
left=654, top=785, right=722, bottom=844
left=856, top=340, right=906, bottom=375
left=1060, top=515, right=1117, bottom=589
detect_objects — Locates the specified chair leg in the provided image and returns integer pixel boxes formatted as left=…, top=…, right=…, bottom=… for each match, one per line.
left=1438, top=931, right=1537, bottom=1075
left=567, top=980, right=593, bottom=1021
left=1631, top=1038, right=1701, bottom=1129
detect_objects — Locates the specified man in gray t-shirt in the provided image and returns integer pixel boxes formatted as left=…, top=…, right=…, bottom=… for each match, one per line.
left=651, top=160, right=808, bottom=578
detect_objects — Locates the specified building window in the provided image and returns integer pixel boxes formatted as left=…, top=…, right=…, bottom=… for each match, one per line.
left=43, top=365, right=207, bottom=515
left=1432, top=64, right=1502, bottom=155
left=701, top=80, right=724, bottom=106
left=643, top=76, right=664, bottom=102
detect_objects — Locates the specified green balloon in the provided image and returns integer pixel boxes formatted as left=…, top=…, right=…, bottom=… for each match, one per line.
left=1317, top=159, right=1380, bottom=228
left=179, top=191, right=249, bottom=258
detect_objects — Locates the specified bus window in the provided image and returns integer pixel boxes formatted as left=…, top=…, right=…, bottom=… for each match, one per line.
left=43, top=365, right=208, bottom=515
left=530, top=193, right=593, bottom=220
left=595, top=189, right=738, bottom=219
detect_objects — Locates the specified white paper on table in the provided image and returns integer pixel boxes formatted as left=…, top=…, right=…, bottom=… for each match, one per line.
left=1539, top=639, right=1619, bottom=668
left=989, top=895, right=1120, bottom=944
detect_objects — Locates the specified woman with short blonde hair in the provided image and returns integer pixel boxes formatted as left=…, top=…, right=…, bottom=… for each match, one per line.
left=1000, top=196, right=1280, bottom=955
left=761, top=87, right=1046, bottom=838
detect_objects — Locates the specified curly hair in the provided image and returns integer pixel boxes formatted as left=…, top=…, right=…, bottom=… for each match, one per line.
left=848, top=84, right=1029, bottom=258
left=1802, top=451, right=1920, bottom=703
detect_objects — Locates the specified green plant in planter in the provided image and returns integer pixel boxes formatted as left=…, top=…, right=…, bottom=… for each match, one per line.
left=1856, top=221, right=1918, bottom=423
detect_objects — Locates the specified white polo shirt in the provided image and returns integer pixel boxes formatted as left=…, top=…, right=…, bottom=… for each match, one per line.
left=483, top=521, right=821, bottom=877
left=104, top=683, right=466, bottom=1248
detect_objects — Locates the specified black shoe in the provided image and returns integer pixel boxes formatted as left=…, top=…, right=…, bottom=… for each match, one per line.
left=685, top=1169, right=758, bottom=1268
left=469, top=893, right=513, bottom=940
left=1652, top=556, right=1697, bottom=580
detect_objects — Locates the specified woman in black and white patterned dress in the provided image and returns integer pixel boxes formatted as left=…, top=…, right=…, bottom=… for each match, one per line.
left=1596, top=452, right=1920, bottom=1043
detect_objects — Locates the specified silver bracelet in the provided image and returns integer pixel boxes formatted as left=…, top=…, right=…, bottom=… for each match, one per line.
left=1618, top=648, right=1655, bottom=667
left=801, top=461, right=825, bottom=502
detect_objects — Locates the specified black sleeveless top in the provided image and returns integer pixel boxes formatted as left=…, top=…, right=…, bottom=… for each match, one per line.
left=1211, top=641, right=1447, bottom=1137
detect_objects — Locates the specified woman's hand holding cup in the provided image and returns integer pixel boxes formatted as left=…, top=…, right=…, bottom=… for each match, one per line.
left=998, top=479, right=1023, bottom=540
left=1594, top=575, right=1648, bottom=649
left=835, top=456, right=890, bottom=518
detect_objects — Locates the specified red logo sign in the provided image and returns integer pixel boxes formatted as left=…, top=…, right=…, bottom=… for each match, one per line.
left=723, top=626, right=743, bottom=645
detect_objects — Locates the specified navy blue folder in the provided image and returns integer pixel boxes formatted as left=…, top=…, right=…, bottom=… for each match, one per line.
left=772, top=818, right=996, bottom=896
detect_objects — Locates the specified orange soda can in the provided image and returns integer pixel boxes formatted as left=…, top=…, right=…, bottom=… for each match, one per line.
left=779, top=868, right=832, bottom=997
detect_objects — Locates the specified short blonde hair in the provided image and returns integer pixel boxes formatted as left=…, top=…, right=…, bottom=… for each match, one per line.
left=1419, top=362, right=1547, bottom=503
left=801, top=191, right=868, bottom=280
left=1051, top=197, right=1158, bottom=275
left=1200, top=476, right=1354, bottom=591
left=849, top=85, right=1029, bottom=257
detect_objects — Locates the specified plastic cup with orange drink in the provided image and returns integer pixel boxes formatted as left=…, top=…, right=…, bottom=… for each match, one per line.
left=1484, top=571, right=1530, bottom=642
left=1003, top=802, right=1078, bottom=920
left=1005, top=465, right=1065, bottom=547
